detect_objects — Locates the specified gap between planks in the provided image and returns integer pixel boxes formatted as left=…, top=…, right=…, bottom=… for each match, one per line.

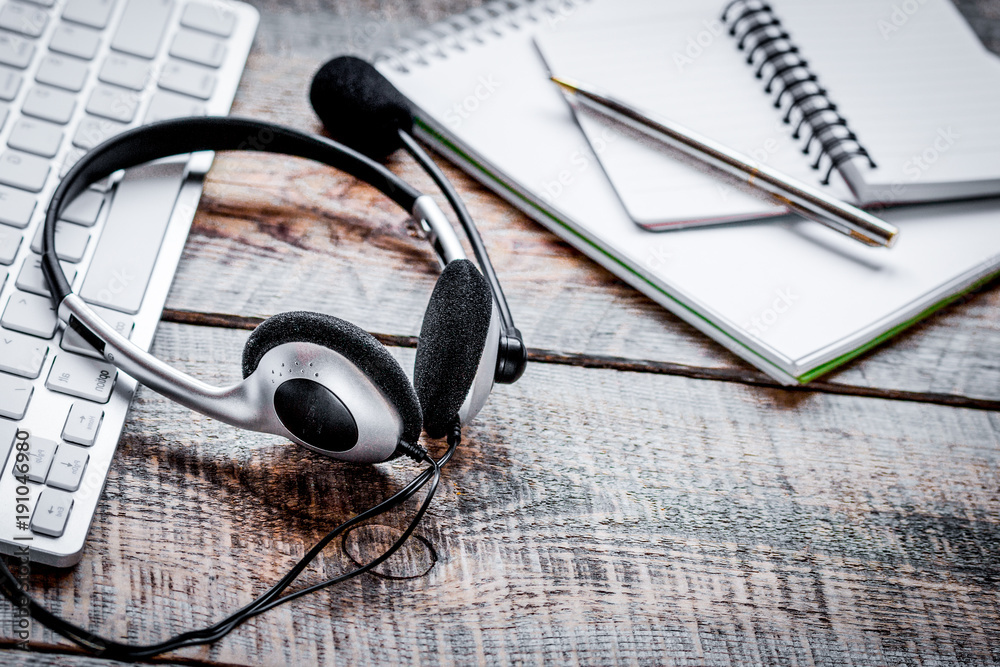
left=161, top=309, right=1000, bottom=412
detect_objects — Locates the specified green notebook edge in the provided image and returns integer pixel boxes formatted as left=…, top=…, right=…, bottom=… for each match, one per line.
left=414, top=117, right=999, bottom=386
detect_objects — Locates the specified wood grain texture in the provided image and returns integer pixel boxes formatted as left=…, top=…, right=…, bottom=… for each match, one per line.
left=3, top=1, right=1000, bottom=666
left=148, top=0, right=1000, bottom=402
left=2, top=323, right=999, bottom=665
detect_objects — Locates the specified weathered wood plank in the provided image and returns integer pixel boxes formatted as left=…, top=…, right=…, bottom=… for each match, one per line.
left=1, top=323, right=997, bottom=665
left=152, top=0, right=1000, bottom=402
left=0, top=655, right=187, bottom=667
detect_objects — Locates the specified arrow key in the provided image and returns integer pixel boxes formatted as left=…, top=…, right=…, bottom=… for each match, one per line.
left=9, top=435, right=54, bottom=482
left=62, top=401, right=102, bottom=446
left=47, top=443, right=88, bottom=491
left=31, top=487, right=73, bottom=537
left=0, top=328, right=48, bottom=377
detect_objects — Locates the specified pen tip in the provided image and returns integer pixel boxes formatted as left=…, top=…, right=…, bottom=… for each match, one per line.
left=550, top=75, right=579, bottom=93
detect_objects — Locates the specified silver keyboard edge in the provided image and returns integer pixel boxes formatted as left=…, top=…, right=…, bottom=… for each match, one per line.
left=0, top=0, right=260, bottom=567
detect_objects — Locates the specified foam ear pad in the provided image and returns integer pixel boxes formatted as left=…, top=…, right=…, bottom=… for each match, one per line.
left=414, top=259, right=494, bottom=438
left=242, top=311, right=423, bottom=446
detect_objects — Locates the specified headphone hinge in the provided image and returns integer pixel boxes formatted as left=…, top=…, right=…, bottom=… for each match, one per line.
left=495, top=329, right=527, bottom=384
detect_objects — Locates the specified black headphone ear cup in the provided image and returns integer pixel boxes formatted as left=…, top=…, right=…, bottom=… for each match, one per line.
left=414, top=259, right=494, bottom=438
left=242, top=311, right=423, bottom=446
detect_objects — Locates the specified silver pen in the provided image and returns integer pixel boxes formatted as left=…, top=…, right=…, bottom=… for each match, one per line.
left=550, top=76, right=898, bottom=248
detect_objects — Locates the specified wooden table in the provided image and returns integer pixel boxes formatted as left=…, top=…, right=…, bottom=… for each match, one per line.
left=3, top=1, right=999, bottom=665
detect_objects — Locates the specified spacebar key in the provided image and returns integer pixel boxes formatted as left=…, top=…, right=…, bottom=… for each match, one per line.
left=80, top=162, right=185, bottom=314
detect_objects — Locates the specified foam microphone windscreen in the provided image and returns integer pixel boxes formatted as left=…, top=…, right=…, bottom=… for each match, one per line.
left=310, top=55, right=415, bottom=161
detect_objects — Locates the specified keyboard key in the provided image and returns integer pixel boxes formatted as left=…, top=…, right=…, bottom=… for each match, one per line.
left=8, top=118, right=64, bottom=158
left=16, top=254, right=76, bottom=297
left=169, top=29, right=226, bottom=68
left=143, top=90, right=204, bottom=123
left=49, top=23, right=101, bottom=60
left=15, top=436, right=56, bottom=482
left=62, top=401, right=102, bottom=446
left=0, top=150, right=49, bottom=192
left=181, top=2, right=235, bottom=37
left=0, top=226, right=21, bottom=264
left=46, top=353, right=116, bottom=402
left=98, top=53, right=149, bottom=91
left=47, top=443, right=88, bottom=491
left=88, top=176, right=114, bottom=192
left=0, top=32, right=34, bottom=68
left=111, top=0, right=173, bottom=59
left=72, top=114, right=128, bottom=150
left=61, top=304, right=131, bottom=358
left=2, top=291, right=57, bottom=338
left=62, top=188, right=104, bottom=226
left=0, top=420, right=17, bottom=470
left=0, top=66, right=22, bottom=100
left=85, top=83, right=138, bottom=122
left=35, top=54, right=89, bottom=92
left=0, top=2, right=49, bottom=38
left=0, top=372, right=33, bottom=419
left=31, top=488, right=73, bottom=536
left=158, top=60, right=216, bottom=100
left=58, top=145, right=86, bottom=177
left=0, top=184, right=37, bottom=226
left=62, top=0, right=116, bottom=30
left=80, top=161, right=184, bottom=313
left=0, top=328, right=48, bottom=377
left=22, top=85, right=77, bottom=124
left=31, top=221, right=91, bottom=261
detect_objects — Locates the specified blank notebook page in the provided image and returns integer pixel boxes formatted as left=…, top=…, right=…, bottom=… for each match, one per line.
left=537, top=0, right=1000, bottom=224
left=781, top=0, right=1000, bottom=203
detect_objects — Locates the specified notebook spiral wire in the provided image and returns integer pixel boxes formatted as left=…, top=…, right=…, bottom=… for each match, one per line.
left=374, top=0, right=589, bottom=73
left=722, top=0, right=877, bottom=185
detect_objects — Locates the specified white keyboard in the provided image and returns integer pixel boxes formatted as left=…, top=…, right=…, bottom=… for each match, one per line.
left=0, top=0, right=258, bottom=566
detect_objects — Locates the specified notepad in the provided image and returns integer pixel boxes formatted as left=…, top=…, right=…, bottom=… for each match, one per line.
left=373, top=0, right=1000, bottom=384
left=535, top=0, right=1000, bottom=228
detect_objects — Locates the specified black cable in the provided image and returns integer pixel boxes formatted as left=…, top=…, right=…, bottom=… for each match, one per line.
left=0, top=425, right=462, bottom=660
left=397, top=129, right=516, bottom=334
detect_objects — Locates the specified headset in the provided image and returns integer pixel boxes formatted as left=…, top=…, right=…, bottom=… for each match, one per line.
left=43, top=114, right=526, bottom=463
left=0, top=57, right=526, bottom=658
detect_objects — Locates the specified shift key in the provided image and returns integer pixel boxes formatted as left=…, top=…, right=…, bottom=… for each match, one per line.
left=80, top=161, right=185, bottom=313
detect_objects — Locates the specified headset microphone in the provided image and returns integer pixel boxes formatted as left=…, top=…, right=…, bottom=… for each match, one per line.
left=309, top=54, right=414, bottom=161
left=310, top=56, right=527, bottom=390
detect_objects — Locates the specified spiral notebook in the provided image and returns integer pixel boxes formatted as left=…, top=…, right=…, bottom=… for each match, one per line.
left=373, top=0, right=1000, bottom=384
left=535, top=0, right=1000, bottom=228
